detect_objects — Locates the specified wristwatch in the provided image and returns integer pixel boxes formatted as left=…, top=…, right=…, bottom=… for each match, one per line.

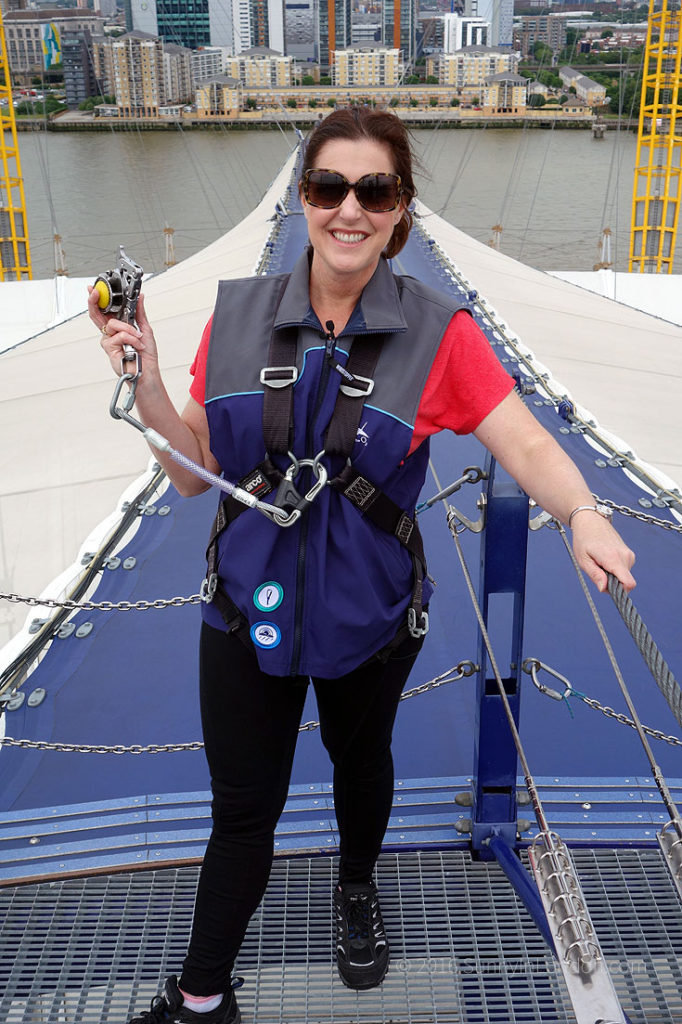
left=568, top=503, right=613, bottom=528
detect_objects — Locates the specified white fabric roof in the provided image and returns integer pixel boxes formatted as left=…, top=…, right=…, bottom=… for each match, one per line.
left=2, top=154, right=681, bottom=650
left=549, top=268, right=682, bottom=328
left=416, top=201, right=682, bottom=488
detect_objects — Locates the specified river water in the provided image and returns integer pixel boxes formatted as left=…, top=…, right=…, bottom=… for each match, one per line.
left=17, top=124, right=646, bottom=280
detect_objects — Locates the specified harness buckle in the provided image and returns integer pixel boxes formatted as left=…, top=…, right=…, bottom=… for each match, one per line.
left=407, top=607, right=430, bottom=638
left=260, top=365, right=298, bottom=389
left=339, top=375, right=374, bottom=398
left=200, top=573, right=218, bottom=603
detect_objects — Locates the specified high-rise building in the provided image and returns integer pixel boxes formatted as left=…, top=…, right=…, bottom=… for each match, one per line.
left=191, top=45, right=229, bottom=83
left=110, top=31, right=166, bottom=115
left=61, top=29, right=100, bottom=108
left=319, top=0, right=351, bottom=72
left=464, top=0, right=512, bottom=48
left=443, top=14, right=489, bottom=53
left=382, top=0, right=417, bottom=68
left=284, top=0, right=317, bottom=62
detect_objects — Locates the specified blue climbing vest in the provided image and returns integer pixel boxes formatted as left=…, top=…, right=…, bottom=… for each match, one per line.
left=201, top=250, right=462, bottom=678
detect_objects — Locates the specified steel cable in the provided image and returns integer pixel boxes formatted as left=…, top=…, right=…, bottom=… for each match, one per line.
left=607, top=575, right=682, bottom=728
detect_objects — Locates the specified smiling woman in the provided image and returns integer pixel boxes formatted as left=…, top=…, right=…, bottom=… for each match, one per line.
left=87, top=106, right=635, bottom=1024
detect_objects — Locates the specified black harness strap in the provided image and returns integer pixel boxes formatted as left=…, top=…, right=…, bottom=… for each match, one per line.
left=261, top=326, right=299, bottom=457
left=324, top=333, right=385, bottom=458
left=330, top=462, right=428, bottom=636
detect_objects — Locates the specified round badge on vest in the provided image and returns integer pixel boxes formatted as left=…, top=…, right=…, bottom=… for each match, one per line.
left=250, top=621, right=282, bottom=649
left=253, top=581, right=284, bottom=612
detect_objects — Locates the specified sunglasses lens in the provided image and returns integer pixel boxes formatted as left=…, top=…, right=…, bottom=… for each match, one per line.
left=306, top=171, right=347, bottom=208
left=356, top=174, right=400, bottom=212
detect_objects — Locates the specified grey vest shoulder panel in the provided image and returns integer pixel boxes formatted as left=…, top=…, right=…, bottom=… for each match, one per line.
left=205, top=268, right=464, bottom=428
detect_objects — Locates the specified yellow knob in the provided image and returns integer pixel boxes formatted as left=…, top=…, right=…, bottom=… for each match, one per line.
left=94, top=278, right=111, bottom=310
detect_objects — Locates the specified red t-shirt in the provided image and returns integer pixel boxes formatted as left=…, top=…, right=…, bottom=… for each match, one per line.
left=189, top=309, right=514, bottom=457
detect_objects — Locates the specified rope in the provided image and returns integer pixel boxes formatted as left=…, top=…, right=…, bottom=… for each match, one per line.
left=607, top=575, right=682, bottom=729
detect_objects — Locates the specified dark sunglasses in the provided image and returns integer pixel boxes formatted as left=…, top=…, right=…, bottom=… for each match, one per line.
left=302, top=169, right=403, bottom=213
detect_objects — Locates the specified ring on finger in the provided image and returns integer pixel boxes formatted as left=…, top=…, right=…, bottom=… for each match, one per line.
left=100, top=323, right=110, bottom=338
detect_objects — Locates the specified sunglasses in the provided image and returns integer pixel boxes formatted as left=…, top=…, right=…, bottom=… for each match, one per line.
left=302, top=169, right=403, bottom=213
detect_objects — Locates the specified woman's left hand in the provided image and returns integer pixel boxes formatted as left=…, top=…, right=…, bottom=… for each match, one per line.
left=570, top=514, right=636, bottom=593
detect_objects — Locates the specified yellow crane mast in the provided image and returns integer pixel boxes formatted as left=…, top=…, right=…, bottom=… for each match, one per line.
left=0, top=3, right=32, bottom=281
left=629, top=0, right=682, bottom=273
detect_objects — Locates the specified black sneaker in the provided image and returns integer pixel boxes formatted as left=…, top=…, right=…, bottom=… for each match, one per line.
left=333, top=881, right=389, bottom=990
left=129, top=975, right=242, bottom=1024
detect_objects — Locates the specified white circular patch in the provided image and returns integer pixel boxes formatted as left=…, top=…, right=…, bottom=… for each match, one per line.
left=250, top=621, right=282, bottom=649
left=253, top=581, right=284, bottom=612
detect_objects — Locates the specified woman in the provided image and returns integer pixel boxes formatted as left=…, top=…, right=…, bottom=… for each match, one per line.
left=89, top=107, right=635, bottom=1024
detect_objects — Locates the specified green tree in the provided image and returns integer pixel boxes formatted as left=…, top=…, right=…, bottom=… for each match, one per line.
left=429, top=96, right=438, bottom=106
left=405, top=75, right=420, bottom=85
left=528, top=93, right=546, bottom=107
left=389, top=96, right=400, bottom=107
left=308, top=98, right=318, bottom=108
left=287, top=97, right=297, bottom=108
left=410, top=97, right=418, bottom=107
left=245, top=97, right=257, bottom=109
left=600, top=29, right=614, bottom=38
left=301, top=75, right=314, bottom=86
left=320, top=75, right=331, bottom=85
left=450, top=97, right=460, bottom=107
left=425, top=75, right=438, bottom=84
left=327, top=97, right=336, bottom=107
left=533, top=41, right=553, bottom=63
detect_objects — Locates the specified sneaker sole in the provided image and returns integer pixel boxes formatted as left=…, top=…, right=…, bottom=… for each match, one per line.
left=336, top=949, right=389, bottom=991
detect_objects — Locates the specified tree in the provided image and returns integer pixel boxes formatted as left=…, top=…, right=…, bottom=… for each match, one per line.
left=327, top=97, right=336, bottom=107
left=528, top=93, right=546, bottom=107
left=389, top=96, right=399, bottom=107
left=245, top=97, right=257, bottom=109
left=308, top=98, right=318, bottom=108
left=600, top=29, right=614, bottom=39
left=429, top=96, right=438, bottom=106
left=301, top=75, right=314, bottom=86
left=405, top=75, right=420, bottom=85
left=425, top=75, right=438, bottom=84
left=410, top=98, right=418, bottom=107
left=450, top=97, right=460, bottom=107
left=287, top=97, right=297, bottom=108
left=320, top=75, right=331, bottom=85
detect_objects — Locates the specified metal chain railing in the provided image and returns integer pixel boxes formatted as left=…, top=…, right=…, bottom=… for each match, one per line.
left=523, top=659, right=682, bottom=749
left=597, top=496, right=682, bottom=534
left=0, top=591, right=202, bottom=612
left=0, top=660, right=477, bottom=754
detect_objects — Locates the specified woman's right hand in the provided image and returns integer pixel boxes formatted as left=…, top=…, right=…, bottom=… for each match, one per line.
left=87, top=288, right=159, bottom=383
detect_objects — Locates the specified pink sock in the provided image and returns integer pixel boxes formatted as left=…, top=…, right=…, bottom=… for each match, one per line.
left=178, top=988, right=223, bottom=1013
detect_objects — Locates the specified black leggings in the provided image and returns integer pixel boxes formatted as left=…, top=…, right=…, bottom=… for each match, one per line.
left=179, top=621, right=424, bottom=996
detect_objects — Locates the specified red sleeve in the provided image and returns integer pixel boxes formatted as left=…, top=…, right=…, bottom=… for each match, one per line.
left=189, top=316, right=213, bottom=405
left=408, top=310, right=515, bottom=456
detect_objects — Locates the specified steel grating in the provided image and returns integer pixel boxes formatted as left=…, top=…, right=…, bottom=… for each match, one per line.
left=1, top=848, right=681, bottom=1023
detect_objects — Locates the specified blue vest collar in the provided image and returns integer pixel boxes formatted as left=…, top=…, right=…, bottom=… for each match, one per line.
left=273, top=248, right=409, bottom=336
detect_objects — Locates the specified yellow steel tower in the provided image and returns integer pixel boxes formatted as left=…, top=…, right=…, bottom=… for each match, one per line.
left=0, top=4, right=32, bottom=280
left=629, top=0, right=682, bottom=273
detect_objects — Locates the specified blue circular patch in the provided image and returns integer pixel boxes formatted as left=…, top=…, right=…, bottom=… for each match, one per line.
left=253, top=581, right=284, bottom=612
left=250, top=621, right=282, bottom=650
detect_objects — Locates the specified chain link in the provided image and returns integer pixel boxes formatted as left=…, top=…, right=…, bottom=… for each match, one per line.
left=597, top=497, right=682, bottom=534
left=0, top=661, right=477, bottom=754
left=578, top=695, right=682, bottom=748
left=0, top=591, right=202, bottom=612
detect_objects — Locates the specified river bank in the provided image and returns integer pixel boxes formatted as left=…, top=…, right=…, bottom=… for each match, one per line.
left=15, top=110, right=636, bottom=132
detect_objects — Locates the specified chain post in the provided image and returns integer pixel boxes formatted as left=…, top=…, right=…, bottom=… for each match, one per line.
left=471, top=453, right=529, bottom=855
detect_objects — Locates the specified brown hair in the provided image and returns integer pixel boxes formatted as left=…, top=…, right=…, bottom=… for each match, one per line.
left=300, top=106, right=417, bottom=259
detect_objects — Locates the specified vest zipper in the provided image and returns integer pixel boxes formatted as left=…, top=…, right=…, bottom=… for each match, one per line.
left=290, top=322, right=337, bottom=675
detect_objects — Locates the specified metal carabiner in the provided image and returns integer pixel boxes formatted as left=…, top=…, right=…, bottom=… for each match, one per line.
left=522, top=658, right=573, bottom=702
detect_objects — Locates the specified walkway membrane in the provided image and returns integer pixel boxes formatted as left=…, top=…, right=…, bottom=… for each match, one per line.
left=1, top=848, right=681, bottom=1023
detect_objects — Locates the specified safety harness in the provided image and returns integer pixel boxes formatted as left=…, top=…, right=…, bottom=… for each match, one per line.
left=204, top=319, right=430, bottom=652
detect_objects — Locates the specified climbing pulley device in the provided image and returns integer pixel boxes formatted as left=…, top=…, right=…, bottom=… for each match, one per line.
left=96, top=248, right=313, bottom=529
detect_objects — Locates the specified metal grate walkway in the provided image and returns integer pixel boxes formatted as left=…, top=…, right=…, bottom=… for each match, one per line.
left=1, top=848, right=681, bottom=1023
